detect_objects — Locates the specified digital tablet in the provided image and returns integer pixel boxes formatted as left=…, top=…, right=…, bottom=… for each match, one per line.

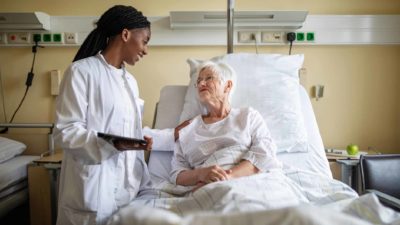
left=97, top=132, right=147, bottom=145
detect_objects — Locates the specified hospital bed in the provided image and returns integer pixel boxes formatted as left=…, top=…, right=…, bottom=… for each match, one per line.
left=107, top=53, right=400, bottom=225
left=0, top=123, right=53, bottom=218
left=0, top=137, right=38, bottom=218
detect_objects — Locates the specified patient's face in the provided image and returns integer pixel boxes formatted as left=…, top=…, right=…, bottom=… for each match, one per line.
left=197, top=67, right=225, bottom=104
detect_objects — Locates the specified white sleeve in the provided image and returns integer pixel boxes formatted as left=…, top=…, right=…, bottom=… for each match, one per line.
left=241, top=109, right=282, bottom=171
left=54, top=65, right=119, bottom=164
left=142, top=127, right=175, bottom=151
left=169, top=141, right=191, bottom=185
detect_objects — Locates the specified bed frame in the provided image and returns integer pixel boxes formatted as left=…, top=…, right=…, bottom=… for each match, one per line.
left=0, top=123, right=54, bottom=219
left=0, top=123, right=54, bottom=156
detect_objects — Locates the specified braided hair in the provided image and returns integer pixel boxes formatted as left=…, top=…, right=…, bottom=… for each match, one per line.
left=73, top=5, right=150, bottom=62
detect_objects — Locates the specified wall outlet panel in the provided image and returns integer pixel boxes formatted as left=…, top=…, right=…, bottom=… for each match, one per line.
left=52, top=33, right=63, bottom=43
left=261, top=31, right=285, bottom=43
left=306, top=32, right=315, bottom=41
left=64, top=32, right=78, bottom=44
left=42, top=33, right=52, bottom=42
left=7, top=32, right=31, bottom=44
left=238, top=31, right=258, bottom=43
left=0, top=15, right=399, bottom=46
left=0, top=33, right=6, bottom=44
left=32, top=33, right=42, bottom=42
left=296, top=32, right=305, bottom=41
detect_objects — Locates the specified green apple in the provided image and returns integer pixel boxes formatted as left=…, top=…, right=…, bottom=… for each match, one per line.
left=346, top=144, right=359, bottom=155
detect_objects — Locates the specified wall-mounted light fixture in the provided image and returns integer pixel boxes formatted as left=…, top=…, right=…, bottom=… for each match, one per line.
left=170, top=11, right=308, bottom=30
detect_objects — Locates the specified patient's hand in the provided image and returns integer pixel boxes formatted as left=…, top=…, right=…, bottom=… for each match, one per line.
left=174, top=119, right=191, bottom=141
left=198, top=165, right=230, bottom=183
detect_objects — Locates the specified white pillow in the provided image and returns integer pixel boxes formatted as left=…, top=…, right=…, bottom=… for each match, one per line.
left=179, top=53, right=308, bottom=153
left=0, top=137, right=27, bottom=163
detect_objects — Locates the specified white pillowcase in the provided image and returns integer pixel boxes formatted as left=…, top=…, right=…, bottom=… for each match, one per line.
left=179, top=53, right=308, bottom=153
left=0, top=137, right=27, bottom=163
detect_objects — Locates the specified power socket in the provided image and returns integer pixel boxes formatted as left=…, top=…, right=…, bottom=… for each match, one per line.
left=238, top=31, right=258, bottom=43
left=64, top=32, right=78, bottom=44
left=0, top=33, right=6, bottom=44
left=261, top=32, right=284, bottom=43
left=7, top=32, right=31, bottom=44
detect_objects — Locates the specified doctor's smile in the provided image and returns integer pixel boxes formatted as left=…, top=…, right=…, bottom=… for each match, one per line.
left=53, top=5, right=157, bottom=225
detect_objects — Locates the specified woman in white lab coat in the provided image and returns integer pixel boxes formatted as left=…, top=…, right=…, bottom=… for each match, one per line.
left=54, top=5, right=154, bottom=225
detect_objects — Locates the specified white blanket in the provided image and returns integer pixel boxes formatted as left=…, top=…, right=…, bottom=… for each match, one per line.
left=107, top=168, right=400, bottom=225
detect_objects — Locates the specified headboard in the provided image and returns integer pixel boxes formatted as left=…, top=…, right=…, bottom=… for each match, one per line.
left=0, top=123, right=54, bottom=156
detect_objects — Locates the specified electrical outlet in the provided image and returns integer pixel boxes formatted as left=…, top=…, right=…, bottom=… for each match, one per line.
left=296, top=32, right=305, bottom=41
left=64, top=32, right=78, bottom=44
left=53, top=33, right=63, bottom=43
left=7, top=32, right=31, bottom=44
left=43, top=33, right=52, bottom=42
left=306, top=32, right=315, bottom=41
left=33, top=33, right=42, bottom=42
left=261, top=31, right=284, bottom=43
left=238, top=31, right=257, bottom=43
left=0, top=33, right=6, bottom=44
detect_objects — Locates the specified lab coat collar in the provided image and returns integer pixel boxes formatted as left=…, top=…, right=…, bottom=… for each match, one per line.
left=96, top=52, right=126, bottom=71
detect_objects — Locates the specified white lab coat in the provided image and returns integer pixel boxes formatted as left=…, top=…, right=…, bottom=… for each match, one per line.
left=54, top=53, right=152, bottom=225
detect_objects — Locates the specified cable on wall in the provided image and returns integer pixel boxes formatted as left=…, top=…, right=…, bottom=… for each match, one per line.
left=287, top=32, right=296, bottom=55
left=0, top=40, right=43, bottom=133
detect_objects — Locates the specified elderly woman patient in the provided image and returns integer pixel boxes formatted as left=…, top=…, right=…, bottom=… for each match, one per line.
left=170, top=61, right=282, bottom=191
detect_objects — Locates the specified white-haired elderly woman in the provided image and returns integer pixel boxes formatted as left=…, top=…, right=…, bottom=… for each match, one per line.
left=170, top=61, right=282, bottom=191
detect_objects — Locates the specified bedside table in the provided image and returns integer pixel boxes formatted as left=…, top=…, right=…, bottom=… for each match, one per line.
left=327, top=155, right=361, bottom=193
left=28, top=151, right=63, bottom=225
left=336, top=159, right=360, bottom=193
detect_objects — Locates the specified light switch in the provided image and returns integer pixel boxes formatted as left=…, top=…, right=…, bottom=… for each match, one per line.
left=299, top=68, right=307, bottom=87
left=50, top=70, right=61, bottom=96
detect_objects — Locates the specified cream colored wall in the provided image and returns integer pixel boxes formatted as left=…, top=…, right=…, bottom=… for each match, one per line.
left=1, top=0, right=399, bottom=154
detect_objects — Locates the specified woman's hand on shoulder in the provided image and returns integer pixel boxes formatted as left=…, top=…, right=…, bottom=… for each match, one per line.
left=174, top=119, right=191, bottom=141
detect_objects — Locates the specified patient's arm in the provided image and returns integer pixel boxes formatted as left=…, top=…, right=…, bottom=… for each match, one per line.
left=227, top=160, right=259, bottom=179
left=177, top=165, right=230, bottom=186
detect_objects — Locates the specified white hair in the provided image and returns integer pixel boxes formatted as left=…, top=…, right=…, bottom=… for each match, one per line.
left=196, top=61, right=237, bottom=100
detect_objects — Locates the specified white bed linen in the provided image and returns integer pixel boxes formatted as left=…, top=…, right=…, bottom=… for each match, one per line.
left=108, top=169, right=400, bottom=225
left=0, top=155, right=39, bottom=191
left=276, top=84, right=331, bottom=178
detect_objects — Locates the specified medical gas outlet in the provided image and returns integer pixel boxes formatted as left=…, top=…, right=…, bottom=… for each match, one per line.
left=7, top=32, right=31, bottom=44
left=0, top=32, right=79, bottom=45
left=236, top=31, right=316, bottom=44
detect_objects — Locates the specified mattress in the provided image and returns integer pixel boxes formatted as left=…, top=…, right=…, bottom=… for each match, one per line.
left=0, top=155, right=38, bottom=218
left=0, top=155, right=39, bottom=193
left=0, top=188, right=28, bottom=218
